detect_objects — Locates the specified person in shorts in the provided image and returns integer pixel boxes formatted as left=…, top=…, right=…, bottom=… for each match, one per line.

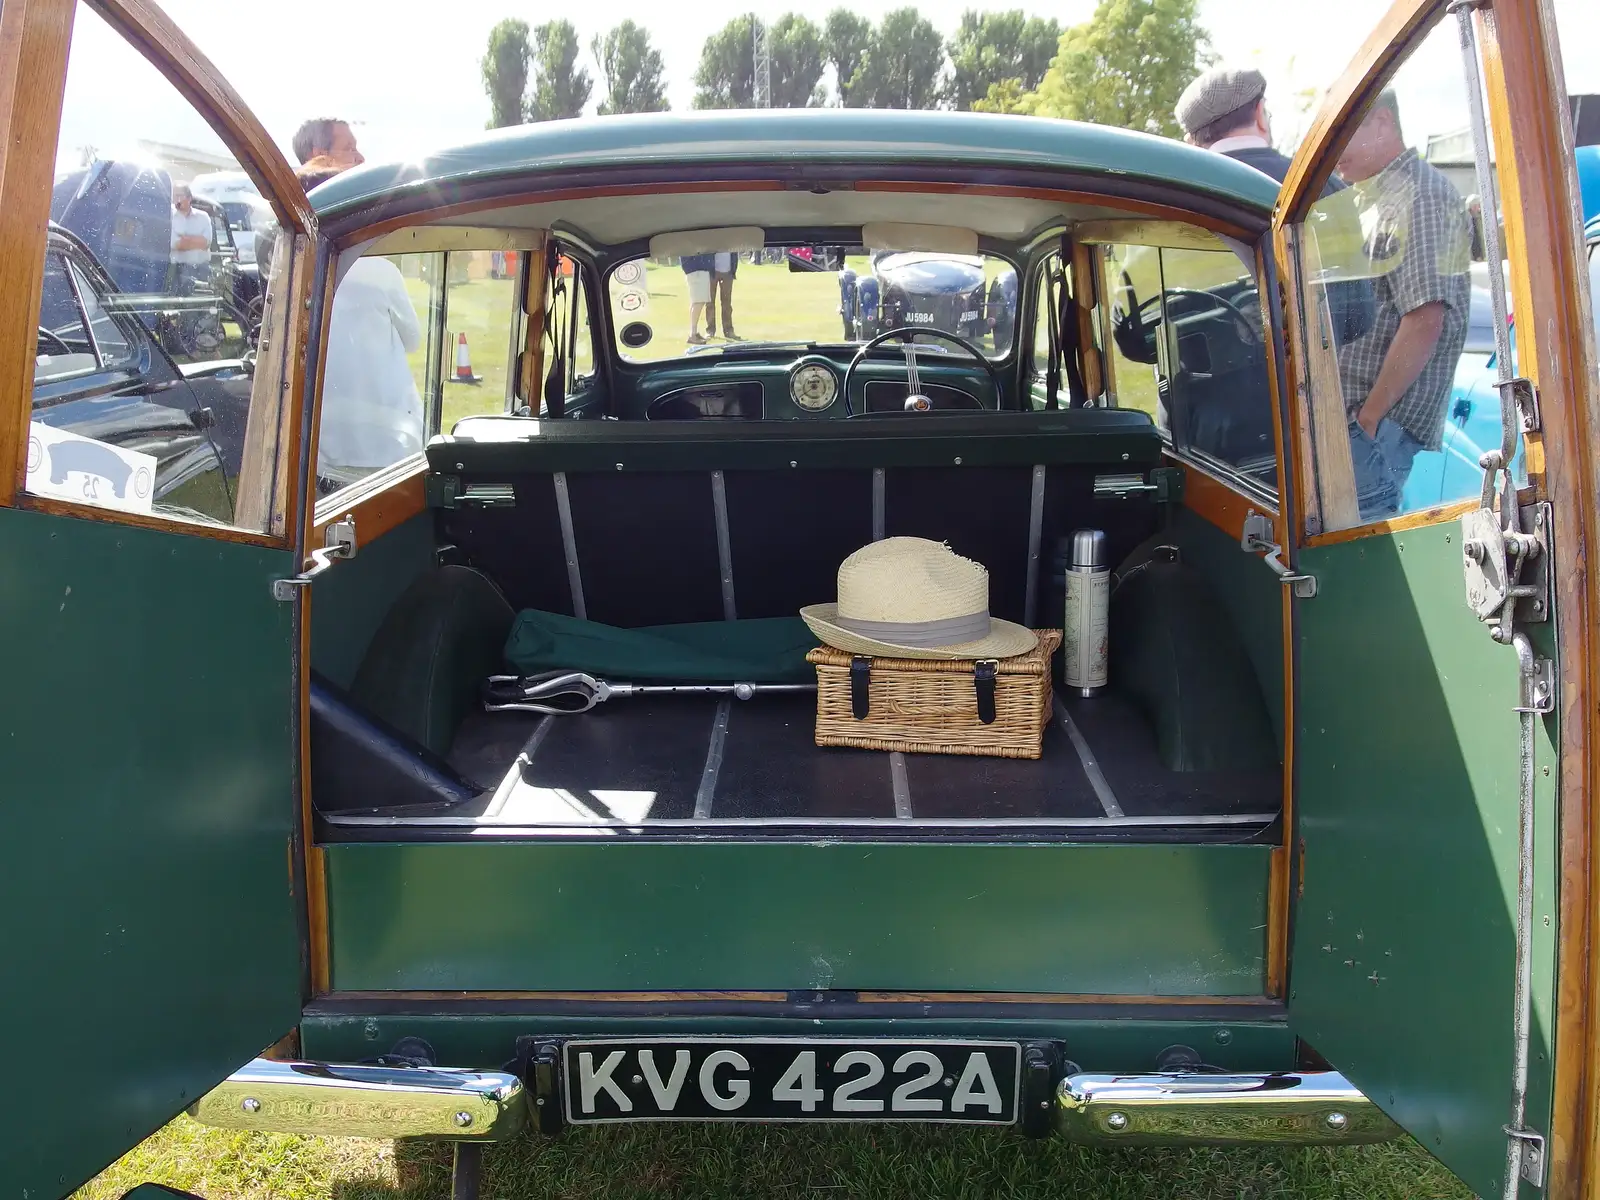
left=681, top=254, right=714, bottom=344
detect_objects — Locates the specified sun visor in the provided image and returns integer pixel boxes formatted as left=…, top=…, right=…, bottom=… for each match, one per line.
left=861, top=223, right=980, bottom=255
left=649, top=227, right=765, bottom=257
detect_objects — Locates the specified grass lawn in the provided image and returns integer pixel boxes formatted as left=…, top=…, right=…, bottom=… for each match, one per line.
left=78, top=1116, right=1471, bottom=1199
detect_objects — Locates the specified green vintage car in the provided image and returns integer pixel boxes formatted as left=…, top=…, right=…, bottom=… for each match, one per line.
left=6, top=1, right=1600, bottom=1198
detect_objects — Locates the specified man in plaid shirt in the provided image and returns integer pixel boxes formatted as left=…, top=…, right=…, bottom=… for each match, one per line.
left=1334, top=90, right=1472, bottom=521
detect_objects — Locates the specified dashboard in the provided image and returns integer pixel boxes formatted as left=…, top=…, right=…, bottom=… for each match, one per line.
left=633, top=350, right=1000, bottom=421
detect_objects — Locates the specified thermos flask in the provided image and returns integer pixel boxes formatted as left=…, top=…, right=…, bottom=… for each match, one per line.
left=1063, top=528, right=1109, bottom=697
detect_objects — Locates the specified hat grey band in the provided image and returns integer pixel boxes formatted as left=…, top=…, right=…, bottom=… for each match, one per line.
left=831, top=610, right=992, bottom=648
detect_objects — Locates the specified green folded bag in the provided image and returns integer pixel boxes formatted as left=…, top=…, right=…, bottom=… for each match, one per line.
left=504, top=610, right=820, bottom=683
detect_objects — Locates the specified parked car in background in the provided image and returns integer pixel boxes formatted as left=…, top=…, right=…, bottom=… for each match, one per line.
left=31, top=223, right=251, bottom=523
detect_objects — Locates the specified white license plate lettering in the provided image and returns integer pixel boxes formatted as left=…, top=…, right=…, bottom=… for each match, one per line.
left=563, top=1040, right=1019, bottom=1123
left=698, top=1048, right=751, bottom=1111
left=950, top=1051, right=1003, bottom=1114
left=772, top=1049, right=823, bottom=1112
left=908, top=312, right=933, bottom=323
left=638, top=1048, right=690, bottom=1110
left=891, top=1049, right=945, bottom=1112
left=578, top=1049, right=632, bottom=1114
left=832, top=1050, right=886, bottom=1112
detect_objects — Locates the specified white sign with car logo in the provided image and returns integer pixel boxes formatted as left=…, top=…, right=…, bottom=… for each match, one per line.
left=26, top=422, right=156, bottom=514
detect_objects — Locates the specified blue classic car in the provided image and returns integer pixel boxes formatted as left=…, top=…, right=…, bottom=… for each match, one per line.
left=1400, top=148, right=1600, bottom=510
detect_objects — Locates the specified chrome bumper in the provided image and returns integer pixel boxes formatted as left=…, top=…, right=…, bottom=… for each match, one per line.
left=1056, top=1070, right=1400, bottom=1145
left=188, top=1058, right=527, bottom=1141
left=192, top=1059, right=1392, bottom=1148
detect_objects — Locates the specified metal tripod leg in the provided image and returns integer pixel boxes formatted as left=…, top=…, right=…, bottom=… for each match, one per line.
left=451, top=1142, right=482, bottom=1200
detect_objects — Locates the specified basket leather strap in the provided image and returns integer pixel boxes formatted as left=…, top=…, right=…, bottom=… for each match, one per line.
left=974, top=660, right=998, bottom=724
left=850, top=656, right=872, bottom=719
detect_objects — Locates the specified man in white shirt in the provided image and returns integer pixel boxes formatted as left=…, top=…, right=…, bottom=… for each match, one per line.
left=316, top=254, right=425, bottom=493
left=168, top=183, right=212, bottom=291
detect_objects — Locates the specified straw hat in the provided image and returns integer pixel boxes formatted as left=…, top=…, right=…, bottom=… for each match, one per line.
left=800, top=537, right=1038, bottom=661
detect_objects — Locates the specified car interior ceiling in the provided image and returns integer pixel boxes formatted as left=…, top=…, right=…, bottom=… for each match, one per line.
left=308, top=199, right=1285, bottom=844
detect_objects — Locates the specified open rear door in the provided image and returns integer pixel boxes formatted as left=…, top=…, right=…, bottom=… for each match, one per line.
left=1270, top=0, right=1597, bottom=1195
left=0, top=1, right=314, bottom=1194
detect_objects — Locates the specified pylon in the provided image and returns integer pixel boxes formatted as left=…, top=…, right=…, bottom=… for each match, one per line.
left=450, top=331, right=482, bottom=384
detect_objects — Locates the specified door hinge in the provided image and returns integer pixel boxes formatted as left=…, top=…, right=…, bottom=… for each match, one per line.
left=271, top=516, right=357, bottom=601
left=1241, top=510, right=1317, bottom=598
left=1461, top=502, right=1549, bottom=638
left=1506, top=1125, right=1546, bottom=1188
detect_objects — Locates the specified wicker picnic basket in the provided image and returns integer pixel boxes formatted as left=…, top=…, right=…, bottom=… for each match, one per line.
left=807, top=630, right=1062, bottom=759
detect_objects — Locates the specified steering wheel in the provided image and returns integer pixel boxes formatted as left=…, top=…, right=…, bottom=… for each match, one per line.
left=37, top=326, right=72, bottom=356
left=1135, top=287, right=1260, bottom=348
left=842, top=326, right=1005, bottom=416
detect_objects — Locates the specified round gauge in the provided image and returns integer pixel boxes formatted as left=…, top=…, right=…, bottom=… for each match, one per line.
left=790, top=362, right=839, bottom=412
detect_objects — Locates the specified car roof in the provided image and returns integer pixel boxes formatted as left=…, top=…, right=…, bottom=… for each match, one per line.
left=307, top=109, right=1284, bottom=224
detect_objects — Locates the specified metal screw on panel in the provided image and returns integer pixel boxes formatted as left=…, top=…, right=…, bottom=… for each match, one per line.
left=954, top=456, right=963, bottom=465
left=1105, top=1112, right=1129, bottom=1131
left=790, top=460, right=798, bottom=468
left=535, top=1097, right=546, bottom=1106
left=1213, top=1028, right=1233, bottom=1046
left=241, top=1098, right=261, bottom=1114
left=454, top=1111, right=474, bottom=1128
left=1325, top=1111, right=1349, bottom=1132
left=616, top=463, right=625, bottom=471
left=1040, top=1100, right=1049, bottom=1109
left=1464, top=540, right=1487, bottom=563
left=363, top=1020, right=381, bottom=1040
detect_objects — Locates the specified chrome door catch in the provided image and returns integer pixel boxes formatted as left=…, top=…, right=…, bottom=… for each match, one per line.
left=1242, top=510, right=1317, bottom=598
left=272, top=516, right=357, bottom=601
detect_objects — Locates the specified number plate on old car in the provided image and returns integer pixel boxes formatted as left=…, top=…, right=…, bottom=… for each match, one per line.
left=562, top=1038, right=1021, bottom=1124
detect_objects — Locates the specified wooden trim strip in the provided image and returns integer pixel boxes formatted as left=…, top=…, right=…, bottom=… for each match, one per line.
left=1300, top=497, right=1478, bottom=549
left=1171, top=455, right=1276, bottom=542
left=1276, top=0, right=1443, bottom=223
left=336, top=179, right=1260, bottom=253
left=315, top=990, right=1278, bottom=1007
left=14, top=492, right=288, bottom=547
left=341, top=181, right=786, bottom=247
left=88, top=0, right=310, bottom=233
left=311, top=457, right=429, bottom=550
left=0, top=0, right=76, bottom=508
left=1476, top=3, right=1600, bottom=1195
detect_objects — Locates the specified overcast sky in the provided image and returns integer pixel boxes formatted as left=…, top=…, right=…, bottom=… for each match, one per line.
left=56, top=0, right=1599, bottom=183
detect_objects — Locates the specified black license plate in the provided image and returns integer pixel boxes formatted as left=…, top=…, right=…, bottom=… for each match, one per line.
left=562, top=1038, right=1021, bottom=1124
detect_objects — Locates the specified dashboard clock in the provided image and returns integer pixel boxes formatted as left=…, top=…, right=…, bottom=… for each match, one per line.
left=790, top=361, right=839, bottom=412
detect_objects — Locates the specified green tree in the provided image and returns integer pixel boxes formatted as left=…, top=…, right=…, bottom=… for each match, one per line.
left=823, top=9, right=873, bottom=107
left=693, top=14, right=826, bottom=109
left=972, top=78, right=1032, bottom=115
left=946, top=10, right=1062, bottom=110
left=847, top=8, right=946, bottom=111
left=592, top=20, right=669, bottom=115
left=1019, top=0, right=1212, bottom=136
left=481, top=18, right=531, bottom=129
left=528, top=19, right=593, bottom=122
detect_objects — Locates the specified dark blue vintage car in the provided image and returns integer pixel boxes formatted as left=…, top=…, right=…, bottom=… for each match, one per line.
left=31, top=224, right=253, bottom=523
left=839, top=252, right=1012, bottom=348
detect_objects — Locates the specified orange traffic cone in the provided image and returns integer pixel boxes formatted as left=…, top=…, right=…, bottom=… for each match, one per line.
left=450, top=331, right=482, bottom=385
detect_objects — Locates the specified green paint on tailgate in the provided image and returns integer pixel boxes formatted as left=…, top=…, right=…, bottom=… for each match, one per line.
left=0, top=508, right=301, bottom=1198
left=326, top=841, right=1269, bottom=993
left=1290, top=521, right=1556, bottom=1199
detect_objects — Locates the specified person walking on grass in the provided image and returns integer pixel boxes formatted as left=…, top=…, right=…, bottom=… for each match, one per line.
left=681, top=253, right=715, bottom=344
left=707, top=250, right=740, bottom=340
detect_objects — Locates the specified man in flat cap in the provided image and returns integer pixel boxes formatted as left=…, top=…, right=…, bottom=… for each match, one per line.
left=1175, top=66, right=1295, bottom=182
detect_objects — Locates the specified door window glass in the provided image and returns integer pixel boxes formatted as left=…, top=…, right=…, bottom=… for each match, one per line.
left=1286, top=18, right=1497, bottom=534
left=34, top=253, right=98, bottom=383
left=569, top=260, right=596, bottom=394
left=439, top=250, right=517, bottom=431
left=69, top=261, right=137, bottom=370
left=1102, top=240, right=1277, bottom=490
left=29, top=1, right=295, bottom=531
left=317, top=252, right=433, bottom=496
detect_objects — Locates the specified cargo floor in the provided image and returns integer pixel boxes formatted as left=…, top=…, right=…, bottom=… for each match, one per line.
left=323, top=690, right=1280, bottom=839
